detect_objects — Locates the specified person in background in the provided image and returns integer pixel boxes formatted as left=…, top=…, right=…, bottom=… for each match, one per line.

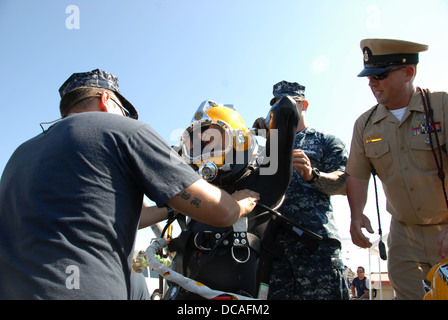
left=350, top=266, right=370, bottom=300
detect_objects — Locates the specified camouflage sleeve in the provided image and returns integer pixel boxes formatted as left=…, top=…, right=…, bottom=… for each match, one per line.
left=312, top=134, right=349, bottom=196
left=321, top=134, right=348, bottom=173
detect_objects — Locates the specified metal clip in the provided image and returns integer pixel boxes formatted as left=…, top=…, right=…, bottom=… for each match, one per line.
left=231, top=246, right=250, bottom=264
left=193, top=231, right=213, bottom=251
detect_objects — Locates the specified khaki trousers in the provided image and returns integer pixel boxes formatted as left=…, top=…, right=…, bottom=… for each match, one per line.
left=387, top=218, right=447, bottom=300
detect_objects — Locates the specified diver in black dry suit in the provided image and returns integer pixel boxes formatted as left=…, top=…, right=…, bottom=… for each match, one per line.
left=163, top=96, right=300, bottom=299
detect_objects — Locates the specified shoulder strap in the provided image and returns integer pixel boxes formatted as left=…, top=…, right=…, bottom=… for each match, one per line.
left=417, top=87, right=448, bottom=208
left=363, top=104, right=380, bottom=134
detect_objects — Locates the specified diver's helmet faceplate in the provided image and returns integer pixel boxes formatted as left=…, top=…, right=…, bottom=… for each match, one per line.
left=179, top=100, right=258, bottom=182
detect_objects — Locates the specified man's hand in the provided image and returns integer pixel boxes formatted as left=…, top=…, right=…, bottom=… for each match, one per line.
left=350, top=214, right=374, bottom=248
left=292, top=149, right=313, bottom=181
left=231, top=189, right=260, bottom=217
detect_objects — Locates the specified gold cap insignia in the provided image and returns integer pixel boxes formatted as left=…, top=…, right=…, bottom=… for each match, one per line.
left=364, top=49, right=369, bottom=62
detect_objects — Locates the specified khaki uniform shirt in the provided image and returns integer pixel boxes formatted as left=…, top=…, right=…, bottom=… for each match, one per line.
left=346, top=88, right=448, bottom=225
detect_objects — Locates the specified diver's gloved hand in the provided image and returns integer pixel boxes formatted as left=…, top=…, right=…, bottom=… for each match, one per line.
left=252, top=99, right=282, bottom=133
left=252, top=117, right=269, bottom=131
left=252, top=113, right=272, bottom=137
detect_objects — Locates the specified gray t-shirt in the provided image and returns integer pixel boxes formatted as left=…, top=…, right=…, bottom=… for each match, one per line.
left=0, top=112, right=199, bottom=299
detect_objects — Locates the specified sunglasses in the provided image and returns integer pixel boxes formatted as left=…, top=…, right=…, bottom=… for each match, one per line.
left=110, top=96, right=130, bottom=117
left=370, top=66, right=407, bottom=81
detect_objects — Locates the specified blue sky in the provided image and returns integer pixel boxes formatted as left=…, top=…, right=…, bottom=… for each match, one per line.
left=1, top=0, right=448, bottom=270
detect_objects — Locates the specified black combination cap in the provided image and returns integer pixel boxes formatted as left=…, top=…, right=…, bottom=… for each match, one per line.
left=358, top=38, right=428, bottom=77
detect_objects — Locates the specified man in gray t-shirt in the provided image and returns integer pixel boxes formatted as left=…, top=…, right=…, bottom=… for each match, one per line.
left=0, top=69, right=259, bottom=299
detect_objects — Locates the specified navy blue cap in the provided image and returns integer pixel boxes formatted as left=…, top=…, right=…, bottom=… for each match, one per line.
left=270, top=81, right=305, bottom=106
left=59, top=69, right=138, bottom=119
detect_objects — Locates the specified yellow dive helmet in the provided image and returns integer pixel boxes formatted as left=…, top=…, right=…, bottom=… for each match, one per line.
left=180, top=100, right=258, bottom=182
left=424, top=260, right=448, bottom=300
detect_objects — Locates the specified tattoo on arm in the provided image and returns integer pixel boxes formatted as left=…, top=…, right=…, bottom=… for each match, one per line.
left=313, top=171, right=348, bottom=196
left=190, top=197, right=201, bottom=208
left=178, top=191, right=202, bottom=208
left=179, top=191, right=190, bottom=200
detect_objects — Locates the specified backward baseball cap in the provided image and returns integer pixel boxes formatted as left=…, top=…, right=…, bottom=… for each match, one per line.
left=58, top=69, right=138, bottom=119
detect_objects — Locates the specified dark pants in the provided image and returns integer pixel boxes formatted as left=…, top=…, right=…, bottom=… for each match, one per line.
left=268, top=235, right=349, bottom=300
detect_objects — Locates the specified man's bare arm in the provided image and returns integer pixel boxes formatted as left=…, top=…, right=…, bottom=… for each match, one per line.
left=138, top=199, right=171, bottom=230
left=312, top=171, right=348, bottom=195
left=347, top=176, right=374, bottom=248
left=166, top=179, right=259, bottom=227
left=292, top=149, right=347, bottom=195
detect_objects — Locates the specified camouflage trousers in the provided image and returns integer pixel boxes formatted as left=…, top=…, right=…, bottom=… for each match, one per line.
left=268, top=235, right=349, bottom=300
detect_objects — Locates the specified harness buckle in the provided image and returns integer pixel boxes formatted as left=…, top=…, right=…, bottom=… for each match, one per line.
left=231, top=245, right=251, bottom=264
left=193, top=231, right=213, bottom=251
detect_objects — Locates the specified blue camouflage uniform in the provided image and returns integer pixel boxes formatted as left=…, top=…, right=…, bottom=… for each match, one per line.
left=267, top=81, right=349, bottom=300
